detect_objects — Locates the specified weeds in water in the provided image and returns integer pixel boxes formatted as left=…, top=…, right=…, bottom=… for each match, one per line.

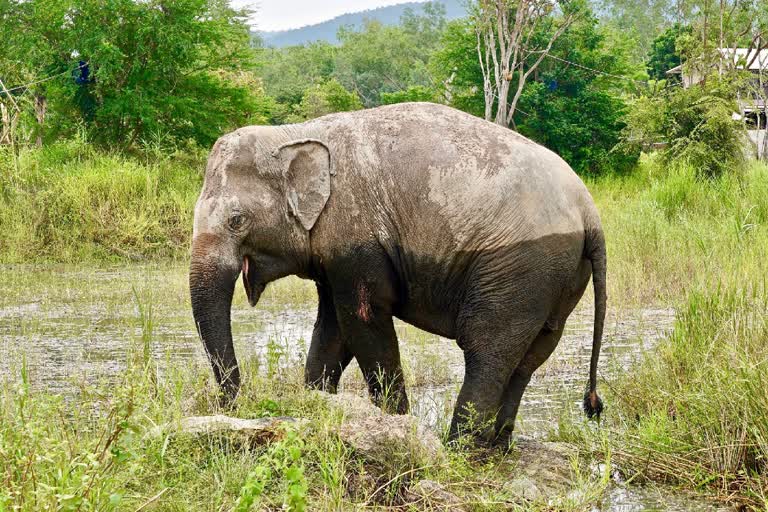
left=132, top=285, right=154, bottom=369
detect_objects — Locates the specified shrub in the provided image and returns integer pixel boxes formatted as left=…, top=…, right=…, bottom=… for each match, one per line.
left=620, top=77, right=747, bottom=178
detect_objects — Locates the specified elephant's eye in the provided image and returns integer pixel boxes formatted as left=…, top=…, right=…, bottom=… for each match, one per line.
left=228, top=214, right=245, bottom=231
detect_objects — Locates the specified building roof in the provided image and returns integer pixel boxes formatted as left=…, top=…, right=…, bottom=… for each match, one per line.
left=667, top=48, right=768, bottom=75
left=721, top=48, right=768, bottom=70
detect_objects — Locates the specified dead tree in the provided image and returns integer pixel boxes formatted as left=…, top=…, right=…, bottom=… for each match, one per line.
left=474, top=0, right=580, bottom=127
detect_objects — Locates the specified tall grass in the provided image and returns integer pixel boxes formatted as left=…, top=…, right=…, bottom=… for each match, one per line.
left=0, top=140, right=203, bottom=263
left=588, top=155, right=768, bottom=304
left=578, top=156, right=768, bottom=507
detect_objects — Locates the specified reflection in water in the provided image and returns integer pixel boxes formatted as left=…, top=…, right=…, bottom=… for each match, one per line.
left=0, top=265, right=721, bottom=511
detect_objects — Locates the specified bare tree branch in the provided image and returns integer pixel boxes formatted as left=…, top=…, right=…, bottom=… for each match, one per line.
left=474, top=0, right=582, bottom=128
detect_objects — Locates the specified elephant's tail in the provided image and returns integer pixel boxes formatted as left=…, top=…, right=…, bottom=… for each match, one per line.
left=583, top=227, right=606, bottom=419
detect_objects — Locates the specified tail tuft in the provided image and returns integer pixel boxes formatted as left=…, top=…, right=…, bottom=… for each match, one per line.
left=582, top=390, right=604, bottom=419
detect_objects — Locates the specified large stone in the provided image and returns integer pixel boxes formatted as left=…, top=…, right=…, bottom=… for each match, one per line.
left=315, top=391, right=445, bottom=466
left=505, top=436, right=578, bottom=501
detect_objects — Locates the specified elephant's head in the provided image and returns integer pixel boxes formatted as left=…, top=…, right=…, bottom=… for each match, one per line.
left=189, top=128, right=332, bottom=403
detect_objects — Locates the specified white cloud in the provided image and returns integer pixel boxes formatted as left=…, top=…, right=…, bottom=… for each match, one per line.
left=232, top=0, right=427, bottom=32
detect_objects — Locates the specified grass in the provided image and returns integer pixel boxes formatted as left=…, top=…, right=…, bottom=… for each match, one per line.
left=2, top=143, right=768, bottom=509
left=0, top=328, right=605, bottom=511
left=572, top=156, right=768, bottom=508
left=0, top=139, right=203, bottom=263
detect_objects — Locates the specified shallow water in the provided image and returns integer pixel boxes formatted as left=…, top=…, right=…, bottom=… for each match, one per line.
left=0, top=264, right=725, bottom=510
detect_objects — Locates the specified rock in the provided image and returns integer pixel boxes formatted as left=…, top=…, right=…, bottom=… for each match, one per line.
left=505, top=436, right=579, bottom=501
left=339, top=413, right=445, bottom=465
left=405, top=479, right=465, bottom=511
left=315, top=391, right=445, bottom=466
left=152, top=415, right=301, bottom=445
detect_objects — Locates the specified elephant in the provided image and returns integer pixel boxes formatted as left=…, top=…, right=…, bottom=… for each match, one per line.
left=189, top=102, right=606, bottom=443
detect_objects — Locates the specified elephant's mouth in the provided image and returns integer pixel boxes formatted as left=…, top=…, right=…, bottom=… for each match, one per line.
left=242, top=255, right=265, bottom=307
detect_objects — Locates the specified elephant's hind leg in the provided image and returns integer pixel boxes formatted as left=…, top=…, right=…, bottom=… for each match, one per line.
left=305, top=281, right=353, bottom=393
left=449, top=317, right=543, bottom=443
left=494, top=325, right=564, bottom=443
left=494, top=257, right=593, bottom=443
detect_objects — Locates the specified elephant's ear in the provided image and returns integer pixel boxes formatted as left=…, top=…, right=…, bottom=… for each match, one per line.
left=273, top=139, right=331, bottom=231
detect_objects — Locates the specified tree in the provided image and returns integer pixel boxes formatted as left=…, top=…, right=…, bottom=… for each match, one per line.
left=620, top=76, right=746, bottom=176
left=431, top=18, right=487, bottom=117
left=0, top=0, right=73, bottom=146
left=258, top=3, right=446, bottom=118
left=258, top=42, right=337, bottom=117
left=287, top=79, right=362, bottom=122
left=433, top=8, right=639, bottom=174
left=1, top=0, right=264, bottom=147
left=516, top=17, right=641, bottom=173
left=647, top=24, right=692, bottom=80
left=597, top=0, right=676, bottom=60
left=333, top=19, right=437, bottom=107
left=380, top=85, right=439, bottom=104
left=472, top=0, right=586, bottom=127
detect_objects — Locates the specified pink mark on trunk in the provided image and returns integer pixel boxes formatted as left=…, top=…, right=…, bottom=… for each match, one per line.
left=356, top=282, right=372, bottom=322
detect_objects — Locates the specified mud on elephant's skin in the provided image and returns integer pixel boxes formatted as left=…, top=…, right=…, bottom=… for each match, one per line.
left=189, top=102, right=607, bottom=443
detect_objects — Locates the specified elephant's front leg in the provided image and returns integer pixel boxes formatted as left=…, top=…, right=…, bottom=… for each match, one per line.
left=333, top=281, right=409, bottom=415
left=305, top=282, right=353, bottom=393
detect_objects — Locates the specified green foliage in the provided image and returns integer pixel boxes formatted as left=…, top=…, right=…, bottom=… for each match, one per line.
left=597, top=0, right=676, bottom=61
left=258, top=42, right=337, bottom=116
left=380, top=85, right=438, bottom=105
left=431, top=7, right=645, bottom=174
left=620, top=78, right=747, bottom=177
left=287, top=79, right=363, bottom=123
left=429, top=18, right=486, bottom=117
left=515, top=17, right=643, bottom=174
left=259, top=4, right=445, bottom=119
left=333, top=20, right=435, bottom=107
left=234, top=429, right=308, bottom=511
left=1, top=0, right=265, bottom=147
left=646, top=24, right=691, bottom=80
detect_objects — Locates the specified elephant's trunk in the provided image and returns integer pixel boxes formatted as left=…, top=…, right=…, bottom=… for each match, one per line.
left=189, top=249, right=240, bottom=404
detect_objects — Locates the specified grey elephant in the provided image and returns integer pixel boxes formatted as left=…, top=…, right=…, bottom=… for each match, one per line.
left=189, top=102, right=606, bottom=442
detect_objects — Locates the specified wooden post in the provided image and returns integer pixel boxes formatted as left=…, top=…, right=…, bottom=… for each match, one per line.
left=0, top=78, right=21, bottom=147
left=35, top=94, right=46, bottom=147
left=0, top=102, right=9, bottom=145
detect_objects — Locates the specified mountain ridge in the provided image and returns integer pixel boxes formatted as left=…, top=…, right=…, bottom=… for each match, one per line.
left=257, top=0, right=466, bottom=47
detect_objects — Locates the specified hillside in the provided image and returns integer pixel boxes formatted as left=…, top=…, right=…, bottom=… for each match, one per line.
left=257, top=0, right=466, bottom=47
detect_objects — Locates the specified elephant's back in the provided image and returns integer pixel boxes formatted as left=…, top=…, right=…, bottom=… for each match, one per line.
left=308, top=102, right=595, bottom=245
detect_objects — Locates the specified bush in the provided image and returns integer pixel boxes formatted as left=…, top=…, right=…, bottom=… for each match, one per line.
left=1, top=0, right=263, bottom=148
left=620, top=77, right=747, bottom=178
left=286, top=79, right=362, bottom=123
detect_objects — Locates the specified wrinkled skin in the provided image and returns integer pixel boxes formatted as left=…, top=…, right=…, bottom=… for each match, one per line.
left=190, top=103, right=606, bottom=443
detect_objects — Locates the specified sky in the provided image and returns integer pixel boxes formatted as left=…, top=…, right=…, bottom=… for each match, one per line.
left=232, top=0, right=426, bottom=32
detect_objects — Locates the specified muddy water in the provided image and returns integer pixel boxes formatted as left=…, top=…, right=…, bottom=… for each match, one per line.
left=0, top=264, right=721, bottom=511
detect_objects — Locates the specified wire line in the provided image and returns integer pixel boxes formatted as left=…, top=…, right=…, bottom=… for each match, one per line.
left=1, top=62, right=89, bottom=96
left=544, top=53, right=649, bottom=85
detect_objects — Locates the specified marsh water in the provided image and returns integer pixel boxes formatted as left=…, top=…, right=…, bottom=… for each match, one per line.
left=0, top=264, right=724, bottom=511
